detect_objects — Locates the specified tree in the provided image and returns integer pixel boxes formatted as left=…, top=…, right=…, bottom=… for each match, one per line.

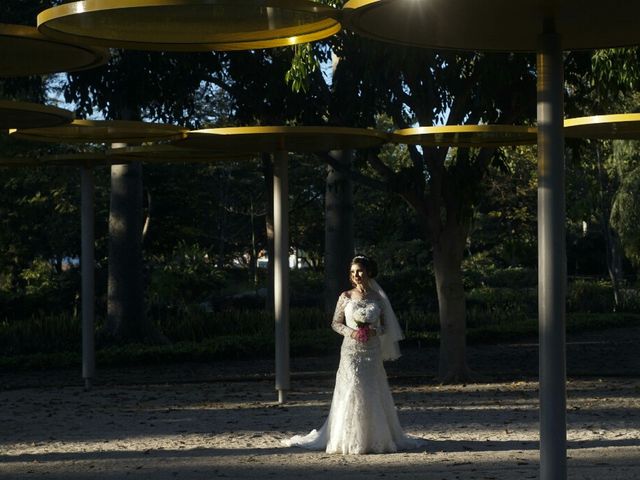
left=63, top=49, right=215, bottom=343
left=202, top=47, right=330, bottom=310
left=565, top=49, right=640, bottom=305
left=322, top=35, right=537, bottom=382
left=610, top=137, right=640, bottom=268
left=324, top=149, right=354, bottom=315
left=470, top=146, right=538, bottom=268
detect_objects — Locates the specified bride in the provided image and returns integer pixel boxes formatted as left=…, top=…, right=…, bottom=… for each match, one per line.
left=284, top=255, right=423, bottom=454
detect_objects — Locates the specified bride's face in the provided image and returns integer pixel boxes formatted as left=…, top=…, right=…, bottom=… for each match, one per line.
left=350, top=263, right=369, bottom=288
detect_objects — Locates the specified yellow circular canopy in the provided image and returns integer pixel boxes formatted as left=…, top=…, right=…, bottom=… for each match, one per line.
left=0, top=23, right=108, bottom=76
left=393, top=125, right=537, bottom=147
left=343, top=0, right=640, bottom=52
left=108, top=144, right=255, bottom=163
left=178, top=126, right=389, bottom=153
left=10, top=119, right=188, bottom=144
left=565, top=114, right=640, bottom=140
left=38, top=0, right=341, bottom=51
left=0, top=100, right=74, bottom=129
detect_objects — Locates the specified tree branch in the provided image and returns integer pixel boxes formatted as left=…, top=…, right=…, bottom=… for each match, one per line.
left=320, top=151, right=389, bottom=192
left=448, top=56, right=481, bottom=125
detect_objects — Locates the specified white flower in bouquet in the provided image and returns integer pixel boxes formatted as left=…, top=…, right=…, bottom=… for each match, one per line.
left=352, top=300, right=371, bottom=328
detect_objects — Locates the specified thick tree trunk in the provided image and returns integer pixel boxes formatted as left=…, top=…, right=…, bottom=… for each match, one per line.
left=105, top=161, right=152, bottom=342
left=324, top=150, right=354, bottom=318
left=432, top=226, right=472, bottom=383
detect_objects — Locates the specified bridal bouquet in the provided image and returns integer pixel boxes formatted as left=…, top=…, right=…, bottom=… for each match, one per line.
left=352, top=301, right=372, bottom=343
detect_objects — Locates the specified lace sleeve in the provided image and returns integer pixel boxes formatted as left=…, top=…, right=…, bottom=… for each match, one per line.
left=331, top=293, right=353, bottom=337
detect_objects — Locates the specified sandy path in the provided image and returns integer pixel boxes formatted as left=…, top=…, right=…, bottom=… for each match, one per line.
left=1, top=374, right=638, bottom=480
left=1, top=326, right=638, bottom=479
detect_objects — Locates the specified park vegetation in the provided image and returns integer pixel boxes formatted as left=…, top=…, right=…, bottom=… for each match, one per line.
left=2, top=1, right=640, bottom=378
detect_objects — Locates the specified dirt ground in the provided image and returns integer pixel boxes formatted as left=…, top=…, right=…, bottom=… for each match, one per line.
left=0, top=327, right=638, bottom=480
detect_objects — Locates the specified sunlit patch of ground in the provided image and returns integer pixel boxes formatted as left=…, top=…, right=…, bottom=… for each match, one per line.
left=0, top=376, right=638, bottom=479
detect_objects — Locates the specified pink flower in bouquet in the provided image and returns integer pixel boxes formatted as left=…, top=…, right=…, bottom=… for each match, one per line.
left=354, top=325, right=370, bottom=343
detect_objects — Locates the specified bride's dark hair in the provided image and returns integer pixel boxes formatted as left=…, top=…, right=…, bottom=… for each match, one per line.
left=350, top=254, right=378, bottom=279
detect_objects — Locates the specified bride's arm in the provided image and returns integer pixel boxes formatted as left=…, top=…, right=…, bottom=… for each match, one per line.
left=331, top=293, right=356, bottom=337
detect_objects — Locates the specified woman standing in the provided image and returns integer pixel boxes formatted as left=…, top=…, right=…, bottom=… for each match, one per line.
left=284, top=255, right=423, bottom=454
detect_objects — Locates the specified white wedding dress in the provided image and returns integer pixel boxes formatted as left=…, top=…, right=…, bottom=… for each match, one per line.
left=284, top=293, right=423, bottom=454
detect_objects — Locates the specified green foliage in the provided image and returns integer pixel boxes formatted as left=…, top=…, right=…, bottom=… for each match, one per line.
left=0, top=313, right=81, bottom=355
left=64, top=48, right=215, bottom=123
left=565, top=279, right=640, bottom=314
left=143, top=160, right=270, bottom=267
left=591, top=49, right=640, bottom=101
left=611, top=165, right=640, bottom=266
left=378, top=266, right=437, bottom=312
left=472, top=146, right=537, bottom=268
left=462, top=253, right=535, bottom=289
left=3, top=310, right=638, bottom=371
left=400, top=309, right=439, bottom=338
left=288, top=157, right=325, bottom=268
left=212, top=48, right=329, bottom=125
left=0, top=306, right=332, bottom=362
left=146, top=244, right=243, bottom=335
left=148, top=242, right=227, bottom=308
left=466, top=287, right=535, bottom=326
left=618, top=288, right=640, bottom=312
left=567, top=279, right=615, bottom=313
left=285, top=43, right=319, bottom=93
left=4, top=2, right=640, bottom=375
left=484, top=268, right=537, bottom=288
left=289, top=270, right=324, bottom=308
left=20, top=258, right=58, bottom=296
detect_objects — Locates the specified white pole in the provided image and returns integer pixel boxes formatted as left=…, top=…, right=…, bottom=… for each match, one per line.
left=80, top=163, right=96, bottom=390
left=273, top=150, right=290, bottom=403
left=537, top=27, right=567, bottom=480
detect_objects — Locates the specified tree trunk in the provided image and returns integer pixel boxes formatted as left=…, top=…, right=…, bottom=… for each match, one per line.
left=249, top=197, right=259, bottom=289
left=596, top=145, right=623, bottom=309
left=324, top=150, right=354, bottom=318
left=604, top=221, right=623, bottom=309
left=216, top=171, right=228, bottom=268
left=105, top=161, right=152, bottom=342
left=263, top=154, right=275, bottom=312
left=432, top=226, right=472, bottom=383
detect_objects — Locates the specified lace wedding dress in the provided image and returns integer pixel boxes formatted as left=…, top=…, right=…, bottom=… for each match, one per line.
left=284, top=293, right=423, bottom=454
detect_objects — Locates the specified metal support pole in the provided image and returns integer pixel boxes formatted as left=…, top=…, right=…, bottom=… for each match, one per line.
left=273, top=151, right=290, bottom=403
left=537, top=28, right=567, bottom=480
left=80, top=164, right=96, bottom=390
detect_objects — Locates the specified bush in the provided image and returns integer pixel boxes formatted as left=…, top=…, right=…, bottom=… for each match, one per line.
left=466, top=287, right=535, bottom=326
left=483, top=267, right=537, bottom=288
left=0, top=259, right=80, bottom=319
left=399, top=309, right=439, bottom=336
left=147, top=242, right=228, bottom=311
left=0, top=312, right=81, bottom=355
left=462, top=251, right=498, bottom=288
left=462, top=252, right=537, bottom=289
left=289, top=269, right=323, bottom=308
left=567, top=279, right=614, bottom=313
left=2, top=311, right=639, bottom=371
left=619, top=288, right=640, bottom=313
left=378, top=268, right=437, bottom=312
